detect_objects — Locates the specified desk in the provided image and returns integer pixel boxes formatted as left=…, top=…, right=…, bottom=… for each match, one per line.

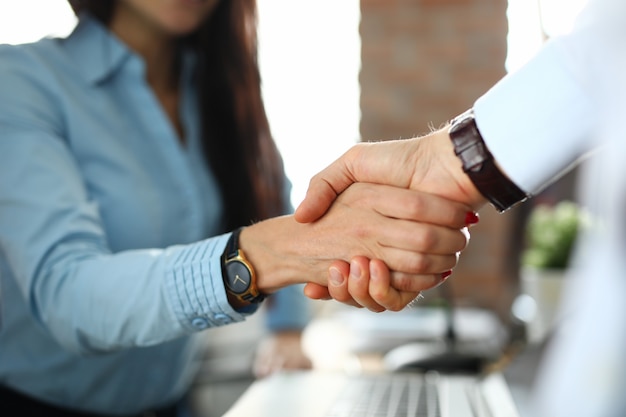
left=301, top=303, right=540, bottom=417
left=501, top=342, right=546, bottom=417
left=190, top=302, right=541, bottom=417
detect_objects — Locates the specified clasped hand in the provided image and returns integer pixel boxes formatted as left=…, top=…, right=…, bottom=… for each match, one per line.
left=293, top=129, right=485, bottom=312
left=299, top=182, right=474, bottom=312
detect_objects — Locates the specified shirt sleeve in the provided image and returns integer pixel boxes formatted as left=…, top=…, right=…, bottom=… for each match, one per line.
left=473, top=0, right=624, bottom=195
left=265, top=284, right=312, bottom=331
left=0, top=45, right=247, bottom=354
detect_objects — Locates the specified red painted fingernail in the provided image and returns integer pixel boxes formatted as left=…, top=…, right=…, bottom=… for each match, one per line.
left=441, top=270, right=453, bottom=281
left=465, top=211, right=479, bottom=226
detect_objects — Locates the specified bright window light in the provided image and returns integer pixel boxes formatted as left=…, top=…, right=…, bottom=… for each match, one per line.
left=0, top=0, right=76, bottom=45
left=539, top=0, right=589, bottom=38
left=258, top=0, right=361, bottom=207
left=506, top=0, right=589, bottom=72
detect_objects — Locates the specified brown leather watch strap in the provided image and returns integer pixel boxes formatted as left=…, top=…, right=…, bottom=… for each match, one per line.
left=448, top=109, right=529, bottom=212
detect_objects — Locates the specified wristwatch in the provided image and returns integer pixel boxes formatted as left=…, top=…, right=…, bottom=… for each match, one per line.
left=448, top=109, right=529, bottom=212
left=221, top=227, right=265, bottom=306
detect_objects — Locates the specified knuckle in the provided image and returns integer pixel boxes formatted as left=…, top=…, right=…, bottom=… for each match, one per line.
left=406, top=254, right=431, bottom=274
left=328, top=287, right=351, bottom=303
left=369, top=285, right=386, bottom=300
left=369, top=288, right=400, bottom=312
left=444, top=205, right=465, bottom=229
left=390, top=273, right=419, bottom=292
left=414, top=228, right=437, bottom=251
left=348, top=281, right=370, bottom=299
left=405, top=195, right=427, bottom=219
left=391, top=272, right=437, bottom=293
left=384, top=297, right=406, bottom=312
left=387, top=302, right=405, bottom=312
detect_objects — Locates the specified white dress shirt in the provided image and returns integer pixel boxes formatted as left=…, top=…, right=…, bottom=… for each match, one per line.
left=474, top=0, right=626, bottom=415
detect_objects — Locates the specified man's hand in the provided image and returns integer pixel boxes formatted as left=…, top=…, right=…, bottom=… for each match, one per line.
left=294, top=128, right=486, bottom=224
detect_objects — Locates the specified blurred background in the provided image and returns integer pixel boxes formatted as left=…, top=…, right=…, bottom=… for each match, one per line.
left=0, top=0, right=590, bottom=415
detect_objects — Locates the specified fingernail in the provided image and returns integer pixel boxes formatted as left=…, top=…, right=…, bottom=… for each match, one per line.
left=441, top=270, right=453, bottom=281
left=370, top=264, right=380, bottom=282
left=350, top=261, right=362, bottom=280
left=329, top=267, right=344, bottom=286
left=465, top=211, right=479, bottom=226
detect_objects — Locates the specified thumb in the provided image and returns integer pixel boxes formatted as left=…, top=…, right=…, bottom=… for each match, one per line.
left=294, top=154, right=357, bottom=223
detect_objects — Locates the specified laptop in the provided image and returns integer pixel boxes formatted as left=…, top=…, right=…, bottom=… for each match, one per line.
left=222, top=369, right=521, bottom=417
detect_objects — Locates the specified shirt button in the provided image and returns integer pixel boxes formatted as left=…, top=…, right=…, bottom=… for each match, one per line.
left=191, top=317, right=209, bottom=330
left=213, top=313, right=229, bottom=323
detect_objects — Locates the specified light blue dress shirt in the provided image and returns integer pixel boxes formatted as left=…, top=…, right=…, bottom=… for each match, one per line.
left=0, top=14, right=310, bottom=415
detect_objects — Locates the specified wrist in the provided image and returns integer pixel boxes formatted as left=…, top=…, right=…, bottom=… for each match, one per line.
left=434, top=128, right=488, bottom=209
left=238, top=218, right=309, bottom=294
left=414, top=129, right=487, bottom=210
left=221, top=227, right=266, bottom=309
left=447, top=109, right=529, bottom=212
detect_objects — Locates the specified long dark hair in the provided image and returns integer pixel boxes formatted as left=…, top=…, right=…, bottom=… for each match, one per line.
left=68, top=0, right=287, bottom=232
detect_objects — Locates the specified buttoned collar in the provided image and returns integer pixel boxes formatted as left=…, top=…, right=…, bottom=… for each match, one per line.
left=63, top=12, right=197, bottom=88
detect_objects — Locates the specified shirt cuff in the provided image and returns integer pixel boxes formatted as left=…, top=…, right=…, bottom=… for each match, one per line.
left=164, top=233, right=251, bottom=332
left=473, top=39, right=595, bottom=195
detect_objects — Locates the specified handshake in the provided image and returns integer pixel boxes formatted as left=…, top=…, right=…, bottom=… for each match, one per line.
left=241, top=120, right=512, bottom=313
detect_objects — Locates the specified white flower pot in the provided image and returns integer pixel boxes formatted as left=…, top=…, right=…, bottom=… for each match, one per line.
left=519, top=266, right=566, bottom=344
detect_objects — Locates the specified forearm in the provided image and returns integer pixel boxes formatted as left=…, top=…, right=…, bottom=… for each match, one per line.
left=12, top=235, right=243, bottom=354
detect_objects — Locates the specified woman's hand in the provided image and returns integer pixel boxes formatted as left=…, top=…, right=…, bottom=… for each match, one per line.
left=242, top=182, right=472, bottom=297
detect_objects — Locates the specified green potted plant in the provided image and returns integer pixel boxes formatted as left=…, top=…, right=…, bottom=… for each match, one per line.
left=519, top=200, right=586, bottom=343
left=521, top=200, right=582, bottom=270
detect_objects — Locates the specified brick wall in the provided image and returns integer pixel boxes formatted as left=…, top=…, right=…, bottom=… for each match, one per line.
left=359, top=0, right=518, bottom=316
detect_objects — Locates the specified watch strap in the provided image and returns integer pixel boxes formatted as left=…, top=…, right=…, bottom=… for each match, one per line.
left=449, top=109, right=529, bottom=212
left=222, top=227, right=265, bottom=305
left=226, top=227, right=243, bottom=260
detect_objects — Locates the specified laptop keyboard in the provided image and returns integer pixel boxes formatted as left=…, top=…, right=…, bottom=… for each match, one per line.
left=324, top=373, right=441, bottom=417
